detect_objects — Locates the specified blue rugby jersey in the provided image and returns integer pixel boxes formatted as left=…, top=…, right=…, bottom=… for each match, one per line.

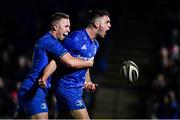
left=53, top=29, right=99, bottom=88
left=19, top=32, right=68, bottom=93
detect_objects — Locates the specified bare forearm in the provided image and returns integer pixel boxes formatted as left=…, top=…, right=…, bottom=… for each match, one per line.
left=42, top=60, right=57, bottom=81
left=84, top=69, right=97, bottom=92
left=68, top=58, right=93, bottom=69
left=85, top=69, right=91, bottom=83
left=60, top=53, right=93, bottom=69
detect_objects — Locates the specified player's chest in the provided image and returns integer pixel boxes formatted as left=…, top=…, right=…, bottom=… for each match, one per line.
left=77, top=41, right=98, bottom=58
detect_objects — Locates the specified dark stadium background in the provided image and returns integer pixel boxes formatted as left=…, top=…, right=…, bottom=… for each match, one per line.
left=0, top=0, right=180, bottom=118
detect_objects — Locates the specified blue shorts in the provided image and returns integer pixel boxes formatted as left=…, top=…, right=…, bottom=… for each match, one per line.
left=17, top=87, right=48, bottom=117
left=54, top=84, right=86, bottom=111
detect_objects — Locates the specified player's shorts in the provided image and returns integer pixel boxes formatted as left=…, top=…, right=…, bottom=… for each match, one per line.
left=54, top=82, right=86, bottom=111
left=17, top=87, right=48, bottom=117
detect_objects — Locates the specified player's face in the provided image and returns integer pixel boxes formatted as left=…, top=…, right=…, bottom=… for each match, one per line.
left=56, top=18, right=70, bottom=40
left=98, top=16, right=111, bottom=38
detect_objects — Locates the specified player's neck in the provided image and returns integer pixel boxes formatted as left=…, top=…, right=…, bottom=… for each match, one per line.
left=50, top=31, right=58, bottom=40
left=85, top=27, right=96, bottom=41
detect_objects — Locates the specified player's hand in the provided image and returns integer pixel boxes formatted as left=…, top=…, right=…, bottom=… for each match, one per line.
left=38, top=78, right=47, bottom=88
left=84, top=81, right=98, bottom=92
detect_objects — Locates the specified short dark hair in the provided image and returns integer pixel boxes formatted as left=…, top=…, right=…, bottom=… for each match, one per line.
left=50, top=12, right=69, bottom=28
left=88, top=9, right=110, bottom=25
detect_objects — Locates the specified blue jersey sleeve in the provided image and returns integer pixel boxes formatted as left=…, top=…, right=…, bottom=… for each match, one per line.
left=45, top=39, right=68, bottom=59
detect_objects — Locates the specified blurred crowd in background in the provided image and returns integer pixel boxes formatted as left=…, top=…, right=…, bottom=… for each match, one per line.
left=148, top=12, right=180, bottom=119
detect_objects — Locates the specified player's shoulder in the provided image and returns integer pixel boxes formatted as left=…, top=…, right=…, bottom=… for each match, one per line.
left=40, top=32, right=53, bottom=41
left=38, top=32, right=57, bottom=45
left=67, top=29, right=86, bottom=41
left=70, top=29, right=84, bottom=36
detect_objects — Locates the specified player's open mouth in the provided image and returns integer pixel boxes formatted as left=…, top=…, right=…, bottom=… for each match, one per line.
left=63, top=33, right=68, bottom=37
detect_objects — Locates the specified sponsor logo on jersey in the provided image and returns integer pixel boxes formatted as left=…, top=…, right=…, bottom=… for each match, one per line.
left=77, top=55, right=94, bottom=61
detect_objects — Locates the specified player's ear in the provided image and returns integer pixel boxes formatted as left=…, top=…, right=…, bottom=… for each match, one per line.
left=54, top=24, right=58, bottom=31
left=93, top=21, right=99, bottom=29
